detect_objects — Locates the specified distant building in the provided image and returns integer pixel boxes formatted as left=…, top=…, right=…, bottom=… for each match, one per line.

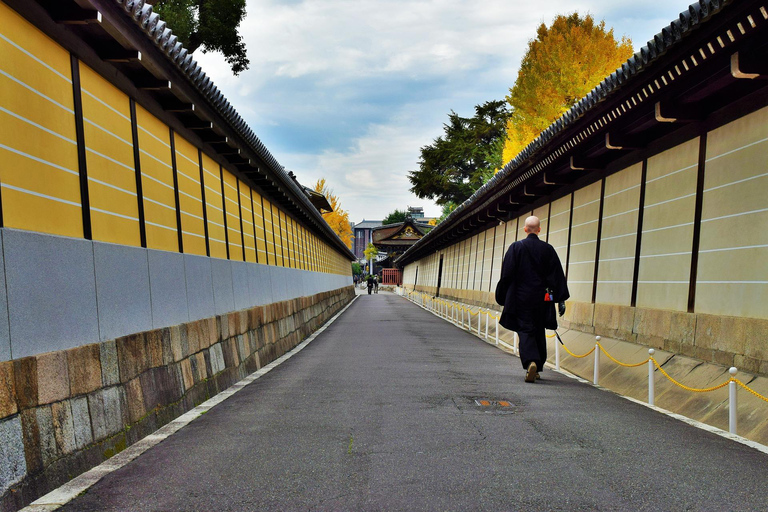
left=407, top=206, right=424, bottom=218
left=353, top=219, right=382, bottom=260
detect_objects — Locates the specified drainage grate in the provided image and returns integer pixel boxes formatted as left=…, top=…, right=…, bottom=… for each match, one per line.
left=474, top=399, right=513, bottom=408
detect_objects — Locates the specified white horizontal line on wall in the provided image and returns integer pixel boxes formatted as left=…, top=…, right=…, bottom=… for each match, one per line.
left=85, top=147, right=134, bottom=173
left=645, top=192, right=696, bottom=209
left=642, top=221, right=694, bottom=234
left=139, top=149, right=173, bottom=172
left=181, top=230, right=205, bottom=239
left=0, top=183, right=80, bottom=207
left=646, top=163, right=697, bottom=184
left=141, top=171, right=175, bottom=193
left=0, top=33, right=72, bottom=83
left=699, top=243, right=768, bottom=253
left=601, top=232, right=635, bottom=242
left=90, top=207, right=138, bottom=222
left=83, top=117, right=132, bottom=147
left=573, top=197, right=601, bottom=210
left=704, top=171, right=768, bottom=194
left=138, top=124, right=171, bottom=149
left=0, top=143, right=79, bottom=176
left=572, top=218, right=598, bottom=229
left=604, top=183, right=640, bottom=200
left=0, top=69, right=74, bottom=114
left=697, top=281, right=768, bottom=284
left=0, top=106, right=76, bottom=144
left=178, top=189, right=202, bottom=203
left=640, top=251, right=690, bottom=258
left=87, top=176, right=136, bottom=197
left=602, top=208, right=639, bottom=221
left=180, top=210, right=204, bottom=222
left=81, top=88, right=131, bottom=123
left=597, top=256, right=635, bottom=263
left=145, top=220, right=177, bottom=232
left=702, top=207, right=768, bottom=224
left=706, top=135, right=768, bottom=163
left=143, top=195, right=176, bottom=212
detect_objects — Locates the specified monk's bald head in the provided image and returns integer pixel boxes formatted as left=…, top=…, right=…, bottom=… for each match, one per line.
left=524, top=216, right=541, bottom=234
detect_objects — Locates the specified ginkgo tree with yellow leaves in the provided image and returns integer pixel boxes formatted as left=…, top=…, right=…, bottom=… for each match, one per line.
left=503, top=13, right=634, bottom=163
left=314, top=178, right=353, bottom=249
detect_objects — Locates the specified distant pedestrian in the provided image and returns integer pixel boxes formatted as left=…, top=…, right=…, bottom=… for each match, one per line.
left=495, top=216, right=569, bottom=383
left=373, top=275, right=379, bottom=294
left=367, top=274, right=374, bottom=295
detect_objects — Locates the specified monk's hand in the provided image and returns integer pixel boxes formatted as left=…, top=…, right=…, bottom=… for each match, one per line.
left=558, top=302, right=566, bottom=317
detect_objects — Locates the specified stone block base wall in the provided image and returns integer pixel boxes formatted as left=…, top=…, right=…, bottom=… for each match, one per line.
left=0, top=286, right=354, bottom=512
left=560, top=301, right=768, bottom=376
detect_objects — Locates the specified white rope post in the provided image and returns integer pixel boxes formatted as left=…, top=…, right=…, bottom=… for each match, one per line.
left=495, top=316, right=499, bottom=346
left=593, top=336, right=601, bottom=385
left=484, top=311, right=489, bottom=340
left=729, top=367, right=738, bottom=434
left=461, top=307, right=464, bottom=329
left=648, top=349, right=655, bottom=406
left=555, top=333, right=560, bottom=371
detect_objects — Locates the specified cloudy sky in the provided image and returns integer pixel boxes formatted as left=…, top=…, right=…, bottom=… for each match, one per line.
left=193, top=0, right=690, bottom=223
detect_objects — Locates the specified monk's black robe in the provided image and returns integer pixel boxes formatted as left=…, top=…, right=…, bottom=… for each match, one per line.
left=495, top=233, right=570, bottom=371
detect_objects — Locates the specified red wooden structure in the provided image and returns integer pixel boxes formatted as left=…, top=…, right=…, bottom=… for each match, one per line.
left=382, top=269, right=402, bottom=286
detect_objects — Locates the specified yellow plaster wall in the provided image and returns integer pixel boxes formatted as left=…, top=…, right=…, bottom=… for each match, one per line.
left=697, top=106, right=768, bottom=319
left=595, top=163, right=642, bottom=305
left=0, top=3, right=82, bottom=238
left=175, top=136, right=206, bottom=256
left=136, top=105, right=178, bottom=252
left=637, top=138, right=699, bottom=311
left=568, top=182, right=601, bottom=302
left=222, top=169, right=243, bottom=261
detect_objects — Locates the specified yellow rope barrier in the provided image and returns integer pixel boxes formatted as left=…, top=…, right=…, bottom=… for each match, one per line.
left=596, top=342, right=649, bottom=368
left=733, top=379, right=768, bottom=403
left=560, top=343, right=596, bottom=359
left=651, top=358, right=731, bottom=393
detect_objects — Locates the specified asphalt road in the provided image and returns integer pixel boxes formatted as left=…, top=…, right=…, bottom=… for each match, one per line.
left=62, top=292, right=768, bottom=511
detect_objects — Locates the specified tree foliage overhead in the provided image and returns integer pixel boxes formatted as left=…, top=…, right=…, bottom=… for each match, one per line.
left=408, top=100, right=510, bottom=207
left=314, top=178, right=353, bottom=249
left=382, top=209, right=408, bottom=226
left=503, top=13, right=633, bottom=162
left=151, top=0, right=249, bottom=75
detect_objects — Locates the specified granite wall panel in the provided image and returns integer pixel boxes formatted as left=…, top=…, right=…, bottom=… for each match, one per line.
left=93, top=242, right=152, bottom=342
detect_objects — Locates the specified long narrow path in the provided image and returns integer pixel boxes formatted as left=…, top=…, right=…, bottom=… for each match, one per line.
left=62, top=292, right=768, bottom=511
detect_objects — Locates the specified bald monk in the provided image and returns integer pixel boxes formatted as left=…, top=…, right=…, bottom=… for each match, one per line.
left=495, top=216, right=569, bottom=383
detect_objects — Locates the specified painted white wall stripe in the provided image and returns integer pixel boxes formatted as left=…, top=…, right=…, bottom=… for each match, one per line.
left=90, top=207, right=139, bottom=222
left=646, top=162, right=697, bottom=184
left=0, top=183, right=80, bottom=207
left=81, top=88, right=131, bottom=123
left=0, top=106, right=76, bottom=144
left=0, top=33, right=72, bottom=83
left=0, top=69, right=74, bottom=113
left=706, top=135, right=768, bottom=163
left=0, top=143, right=79, bottom=176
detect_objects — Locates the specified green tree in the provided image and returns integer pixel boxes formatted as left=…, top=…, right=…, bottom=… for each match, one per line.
left=382, top=209, right=408, bottom=225
left=408, top=100, right=509, bottom=206
left=351, top=262, right=361, bottom=276
left=151, top=0, right=249, bottom=75
left=503, top=13, right=633, bottom=162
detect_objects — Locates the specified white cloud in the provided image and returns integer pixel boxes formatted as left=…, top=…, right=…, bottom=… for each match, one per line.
left=192, top=0, right=696, bottom=224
